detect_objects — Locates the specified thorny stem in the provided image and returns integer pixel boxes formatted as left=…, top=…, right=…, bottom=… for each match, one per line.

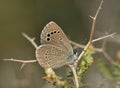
left=4, top=58, right=37, bottom=63
left=89, top=0, right=103, bottom=42
left=69, top=33, right=114, bottom=87
left=69, top=33, right=116, bottom=52
left=70, top=32, right=116, bottom=64
left=4, top=58, right=37, bottom=69
left=74, top=42, right=91, bottom=68
left=70, top=40, right=103, bottom=52
left=22, top=33, right=38, bottom=49
left=3, top=33, right=39, bottom=69
left=69, top=33, right=116, bottom=88
left=92, top=33, right=116, bottom=43
left=74, top=0, right=104, bottom=68
left=69, top=65, right=79, bottom=88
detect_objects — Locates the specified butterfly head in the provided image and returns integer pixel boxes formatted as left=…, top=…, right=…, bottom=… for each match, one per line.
left=66, top=49, right=78, bottom=65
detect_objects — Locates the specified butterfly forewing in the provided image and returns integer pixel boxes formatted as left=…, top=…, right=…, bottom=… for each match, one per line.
left=41, top=21, right=73, bottom=55
left=36, top=44, right=68, bottom=68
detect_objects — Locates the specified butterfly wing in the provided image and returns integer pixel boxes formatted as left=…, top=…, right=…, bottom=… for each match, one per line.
left=41, top=21, right=73, bottom=55
left=36, top=44, right=68, bottom=69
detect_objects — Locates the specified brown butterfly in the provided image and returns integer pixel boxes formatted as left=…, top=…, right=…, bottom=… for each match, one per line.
left=36, top=21, right=77, bottom=69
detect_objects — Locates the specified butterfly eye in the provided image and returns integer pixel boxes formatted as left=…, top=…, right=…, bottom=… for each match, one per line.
left=73, top=49, right=78, bottom=55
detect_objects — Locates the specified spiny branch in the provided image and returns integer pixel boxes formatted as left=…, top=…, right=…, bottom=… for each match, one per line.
left=89, top=0, right=103, bottom=42
left=3, top=33, right=38, bottom=69
left=74, top=0, right=104, bottom=68
left=92, top=33, right=116, bottom=43
left=22, top=33, right=38, bottom=49
left=4, top=58, right=37, bottom=69
left=69, top=33, right=116, bottom=52
left=70, top=33, right=116, bottom=64
left=68, top=65, right=79, bottom=88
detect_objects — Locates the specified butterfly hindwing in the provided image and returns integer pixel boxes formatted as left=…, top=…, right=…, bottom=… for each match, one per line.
left=36, top=44, right=68, bottom=68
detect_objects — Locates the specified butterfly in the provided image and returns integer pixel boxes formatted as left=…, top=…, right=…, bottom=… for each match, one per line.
left=36, top=21, right=77, bottom=69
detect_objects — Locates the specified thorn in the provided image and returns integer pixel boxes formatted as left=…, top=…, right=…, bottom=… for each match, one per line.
left=3, top=58, right=13, bottom=61
left=32, top=37, right=35, bottom=41
left=22, top=32, right=26, bottom=37
left=109, top=33, right=116, bottom=39
left=3, top=59, right=8, bottom=61
left=89, top=15, right=94, bottom=20
left=22, top=32, right=29, bottom=39
left=20, top=63, right=26, bottom=70
left=111, top=32, right=116, bottom=36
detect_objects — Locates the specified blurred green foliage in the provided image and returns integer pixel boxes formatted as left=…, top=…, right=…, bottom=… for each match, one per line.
left=98, top=59, right=120, bottom=81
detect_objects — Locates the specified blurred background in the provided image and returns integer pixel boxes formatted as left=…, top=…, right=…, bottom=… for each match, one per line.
left=0, top=0, right=120, bottom=88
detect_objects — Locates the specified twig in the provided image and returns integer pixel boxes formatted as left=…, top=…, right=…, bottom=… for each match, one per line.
left=4, top=33, right=38, bottom=69
left=92, top=33, right=116, bottom=43
left=70, top=32, right=116, bottom=64
left=70, top=40, right=103, bottom=52
left=4, top=58, right=37, bottom=63
left=101, top=33, right=108, bottom=49
left=74, top=0, right=104, bottom=68
left=69, top=65, right=79, bottom=88
left=69, top=40, right=85, bottom=49
left=4, top=58, right=37, bottom=69
left=22, top=33, right=38, bottom=49
left=69, top=33, right=116, bottom=52
left=89, top=0, right=103, bottom=42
